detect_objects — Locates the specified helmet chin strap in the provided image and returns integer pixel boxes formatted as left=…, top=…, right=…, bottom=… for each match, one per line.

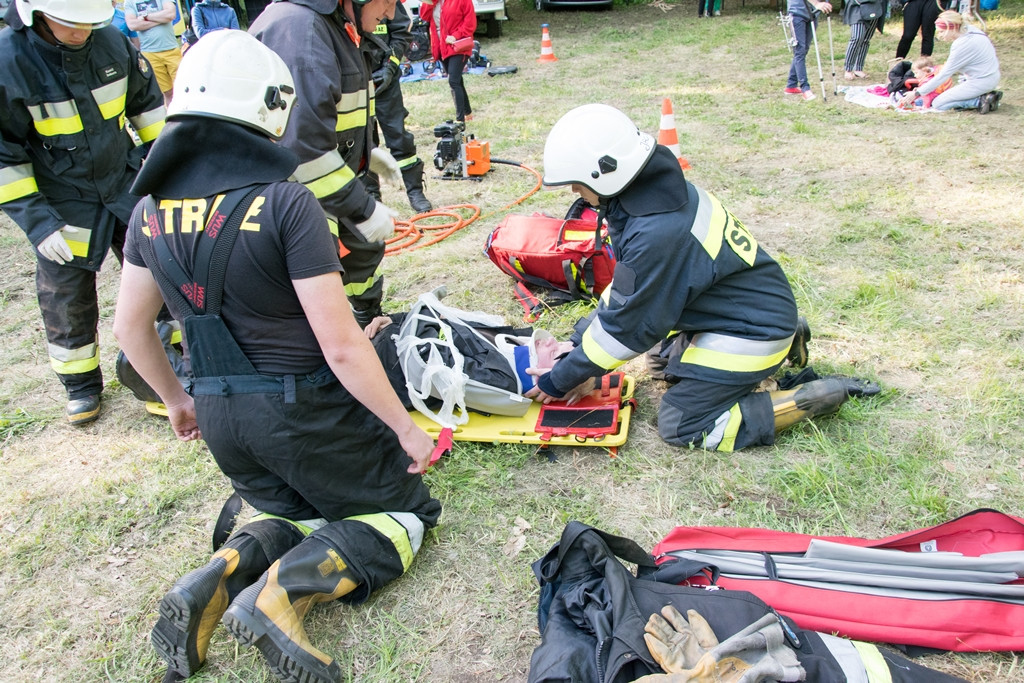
left=331, top=0, right=362, bottom=43
left=339, top=0, right=361, bottom=27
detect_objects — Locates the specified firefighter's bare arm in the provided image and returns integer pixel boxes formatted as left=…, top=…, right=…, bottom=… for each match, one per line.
left=294, top=272, right=433, bottom=474
left=113, top=262, right=201, bottom=442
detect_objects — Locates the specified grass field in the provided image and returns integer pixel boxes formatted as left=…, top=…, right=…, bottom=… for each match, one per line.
left=1, top=0, right=1022, bottom=680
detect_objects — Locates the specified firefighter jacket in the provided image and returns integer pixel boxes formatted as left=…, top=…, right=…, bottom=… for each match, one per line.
left=369, top=1, right=412, bottom=76
left=529, top=522, right=969, bottom=683
left=539, top=146, right=798, bottom=398
left=249, top=0, right=378, bottom=234
left=0, top=6, right=166, bottom=271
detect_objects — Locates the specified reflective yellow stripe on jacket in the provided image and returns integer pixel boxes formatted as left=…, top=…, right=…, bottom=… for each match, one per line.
left=335, top=89, right=369, bottom=134
left=129, top=104, right=167, bottom=143
left=681, top=332, right=793, bottom=373
left=292, top=149, right=356, bottom=199
left=579, top=288, right=635, bottom=370
left=581, top=314, right=639, bottom=371
left=692, top=186, right=758, bottom=266
left=0, top=163, right=39, bottom=204
left=27, top=99, right=82, bottom=137
left=92, top=78, right=127, bottom=121
left=28, top=83, right=166, bottom=143
left=690, top=186, right=729, bottom=260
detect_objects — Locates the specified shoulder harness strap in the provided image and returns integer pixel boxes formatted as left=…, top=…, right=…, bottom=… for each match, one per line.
left=132, top=184, right=268, bottom=320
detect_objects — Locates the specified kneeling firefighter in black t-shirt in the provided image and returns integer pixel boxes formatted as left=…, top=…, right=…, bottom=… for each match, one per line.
left=112, top=30, right=441, bottom=683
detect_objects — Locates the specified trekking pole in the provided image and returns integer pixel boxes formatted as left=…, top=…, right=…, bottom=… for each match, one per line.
left=827, top=15, right=837, bottom=96
left=808, top=16, right=827, bottom=101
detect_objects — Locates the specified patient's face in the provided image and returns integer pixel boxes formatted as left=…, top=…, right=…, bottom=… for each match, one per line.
left=534, top=337, right=574, bottom=371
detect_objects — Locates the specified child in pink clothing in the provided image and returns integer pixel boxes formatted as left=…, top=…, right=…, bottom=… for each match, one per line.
left=907, top=57, right=952, bottom=108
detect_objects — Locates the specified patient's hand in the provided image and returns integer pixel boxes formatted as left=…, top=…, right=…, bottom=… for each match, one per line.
left=364, top=316, right=394, bottom=339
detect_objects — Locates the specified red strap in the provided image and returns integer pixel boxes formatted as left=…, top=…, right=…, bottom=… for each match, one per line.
left=513, top=282, right=542, bottom=323
left=345, top=22, right=360, bottom=46
left=427, top=427, right=453, bottom=469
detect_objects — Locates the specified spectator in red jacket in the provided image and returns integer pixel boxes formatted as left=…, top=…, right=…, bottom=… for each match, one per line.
left=420, top=0, right=475, bottom=122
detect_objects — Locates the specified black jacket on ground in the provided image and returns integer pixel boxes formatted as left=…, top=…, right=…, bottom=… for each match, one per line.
left=528, top=522, right=968, bottom=683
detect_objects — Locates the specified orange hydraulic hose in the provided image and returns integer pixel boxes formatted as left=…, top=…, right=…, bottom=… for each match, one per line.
left=384, top=160, right=542, bottom=255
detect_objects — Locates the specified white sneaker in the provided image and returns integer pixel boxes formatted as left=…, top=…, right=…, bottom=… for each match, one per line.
left=801, top=91, right=816, bottom=101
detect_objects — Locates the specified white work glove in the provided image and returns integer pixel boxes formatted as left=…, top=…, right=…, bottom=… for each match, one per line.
left=37, top=225, right=79, bottom=264
left=354, top=201, right=398, bottom=243
left=369, top=147, right=404, bottom=188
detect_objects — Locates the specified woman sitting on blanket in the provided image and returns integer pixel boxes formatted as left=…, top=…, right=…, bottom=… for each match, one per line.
left=899, top=11, right=1002, bottom=113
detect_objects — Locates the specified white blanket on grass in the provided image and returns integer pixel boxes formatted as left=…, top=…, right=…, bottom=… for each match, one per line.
left=842, top=85, right=941, bottom=113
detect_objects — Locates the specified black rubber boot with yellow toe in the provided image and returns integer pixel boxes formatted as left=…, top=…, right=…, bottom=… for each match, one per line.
left=66, top=394, right=101, bottom=425
left=770, top=378, right=850, bottom=432
left=151, top=520, right=302, bottom=679
left=221, top=536, right=361, bottom=683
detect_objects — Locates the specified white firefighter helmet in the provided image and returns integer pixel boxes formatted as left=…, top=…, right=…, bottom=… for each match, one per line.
left=542, top=104, right=656, bottom=198
left=16, top=0, right=113, bottom=29
left=168, top=30, right=296, bottom=140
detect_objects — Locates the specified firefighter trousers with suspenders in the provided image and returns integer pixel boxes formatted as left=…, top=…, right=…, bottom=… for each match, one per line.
left=131, top=184, right=436, bottom=593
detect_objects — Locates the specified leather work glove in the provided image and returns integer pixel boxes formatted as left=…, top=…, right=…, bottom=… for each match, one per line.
left=369, top=147, right=404, bottom=188
left=37, top=225, right=80, bottom=264
left=635, top=606, right=806, bottom=683
left=385, top=60, right=401, bottom=89
left=372, top=65, right=389, bottom=90
left=644, top=605, right=721, bottom=673
left=374, top=59, right=401, bottom=91
left=354, top=201, right=398, bottom=243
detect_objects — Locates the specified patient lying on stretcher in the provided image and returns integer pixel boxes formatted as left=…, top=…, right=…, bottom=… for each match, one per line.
left=364, top=311, right=582, bottom=410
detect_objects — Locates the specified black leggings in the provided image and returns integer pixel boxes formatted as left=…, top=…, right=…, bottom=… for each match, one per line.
left=896, top=0, right=942, bottom=58
left=442, top=54, right=472, bottom=121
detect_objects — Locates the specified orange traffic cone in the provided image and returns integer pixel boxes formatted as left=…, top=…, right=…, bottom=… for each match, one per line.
left=537, top=24, right=558, bottom=63
left=657, top=98, right=691, bottom=171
